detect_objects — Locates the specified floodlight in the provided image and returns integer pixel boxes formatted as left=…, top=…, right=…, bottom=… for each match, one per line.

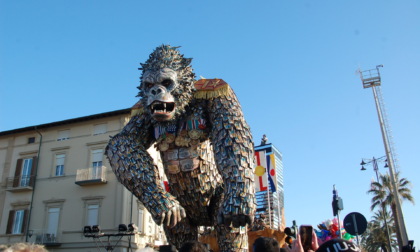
left=84, top=226, right=92, bottom=234
left=118, top=224, right=128, bottom=232
left=128, top=223, right=138, bottom=232
left=92, top=225, right=101, bottom=233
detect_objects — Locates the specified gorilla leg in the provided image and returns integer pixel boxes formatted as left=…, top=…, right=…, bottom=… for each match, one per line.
left=163, top=217, right=198, bottom=249
left=216, top=224, right=249, bottom=252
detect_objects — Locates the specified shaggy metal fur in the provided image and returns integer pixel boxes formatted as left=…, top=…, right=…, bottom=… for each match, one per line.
left=106, top=45, right=256, bottom=251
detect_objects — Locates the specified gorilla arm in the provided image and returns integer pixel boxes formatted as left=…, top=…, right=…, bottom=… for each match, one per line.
left=207, top=86, right=256, bottom=228
left=106, top=114, right=186, bottom=227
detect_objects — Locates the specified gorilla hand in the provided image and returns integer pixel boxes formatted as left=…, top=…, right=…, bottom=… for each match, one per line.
left=160, top=202, right=186, bottom=228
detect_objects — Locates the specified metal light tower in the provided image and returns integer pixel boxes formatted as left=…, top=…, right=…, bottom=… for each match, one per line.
left=359, top=66, right=409, bottom=250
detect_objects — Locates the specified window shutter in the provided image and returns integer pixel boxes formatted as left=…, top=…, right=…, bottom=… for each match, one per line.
left=22, top=210, right=29, bottom=234
left=29, top=156, right=37, bottom=187
left=92, top=149, right=103, bottom=162
left=13, top=159, right=23, bottom=187
left=57, top=130, right=70, bottom=141
left=87, top=204, right=99, bottom=226
left=93, top=124, right=107, bottom=135
left=56, top=154, right=65, bottom=165
left=6, top=210, right=15, bottom=234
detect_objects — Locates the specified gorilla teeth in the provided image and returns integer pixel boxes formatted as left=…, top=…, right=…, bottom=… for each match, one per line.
left=151, top=102, right=175, bottom=114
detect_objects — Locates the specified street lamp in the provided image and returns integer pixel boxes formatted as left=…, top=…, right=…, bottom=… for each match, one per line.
left=360, top=156, right=392, bottom=252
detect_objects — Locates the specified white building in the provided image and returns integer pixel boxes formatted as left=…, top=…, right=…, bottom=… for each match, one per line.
left=0, top=109, right=167, bottom=251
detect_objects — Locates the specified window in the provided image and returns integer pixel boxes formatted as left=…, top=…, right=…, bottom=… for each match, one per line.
left=93, top=124, right=107, bottom=135
left=57, top=130, right=70, bottom=141
left=82, top=196, right=103, bottom=227
left=28, top=137, right=35, bottom=144
left=20, top=159, right=33, bottom=186
left=6, top=209, right=28, bottom=234
left=47, top=208, right=60, bottom=237
left=91, top=149, right=103, bottom=178
left=12, top=210, right=24, bottom=234
left=55, top=154, right=65, bottom=176
left=42, top=200, right=64, bottom=242
left=138, top=208, right=144, bottom=233
left=13, top=157, right=36, bottom=187
left=87, top=204, right=99, bottom=226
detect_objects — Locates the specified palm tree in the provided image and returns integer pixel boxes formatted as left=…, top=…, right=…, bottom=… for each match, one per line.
left=361, top=210, right=398, bottom=252
left=368, top=171, right=414, bottom=250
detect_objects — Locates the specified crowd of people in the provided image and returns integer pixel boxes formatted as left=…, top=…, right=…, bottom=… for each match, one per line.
left=252, top=233, right=361, bottom=252
left=146, top=229, right=361, bottom=252
left=1, top=230, right=361, bottom=252
left=0, top=243, right=47, bottom=252
left=162, top=234, right=361, bottom=252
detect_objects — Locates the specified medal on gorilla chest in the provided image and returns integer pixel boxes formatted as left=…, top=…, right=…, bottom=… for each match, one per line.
left=188, top=129, right=202, bottom=140
left=175, top=124, right=189, bottom=147
left=155, top=123, right=177, bottom=151
left=165, top=133, right=175, bottom=143
left=158, top=141, right=169, bottom=151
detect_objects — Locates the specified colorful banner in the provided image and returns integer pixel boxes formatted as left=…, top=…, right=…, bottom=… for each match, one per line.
left=254, top=150, right=268, bottom=192
left=254, top=151, right=277, bottom=192
left=267, top=153, right=277, bottom=192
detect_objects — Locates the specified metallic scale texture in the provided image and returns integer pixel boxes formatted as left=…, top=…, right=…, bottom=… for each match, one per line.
left=106, top=45, right=256, bottom=251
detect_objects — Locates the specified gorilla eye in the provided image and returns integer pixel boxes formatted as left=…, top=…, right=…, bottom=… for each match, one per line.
left=161, top=79, right=172, bottom=87
left=144, top=82, right=154, bottom=89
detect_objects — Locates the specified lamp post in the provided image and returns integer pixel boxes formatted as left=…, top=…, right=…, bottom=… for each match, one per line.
left=358, top=66, right=409, bottom=251
left=360, top=156, right=392, bottom=252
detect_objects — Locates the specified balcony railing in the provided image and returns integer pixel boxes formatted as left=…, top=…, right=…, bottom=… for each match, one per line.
left=6, top=175, right=35, bottom=192
left=32, top=230, right=61, bottom=247
left=75, top=166, right=107, bottom=185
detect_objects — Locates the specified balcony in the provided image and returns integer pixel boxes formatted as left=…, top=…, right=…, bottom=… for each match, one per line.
left=31, top=230, right=62, bottom=247
left=6, top=175, right=35, bottom=192
left=75, top=166, right=107, bottom=186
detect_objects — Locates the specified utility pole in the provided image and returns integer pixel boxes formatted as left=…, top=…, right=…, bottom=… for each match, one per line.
left=358, top=65, right=409, bottom=251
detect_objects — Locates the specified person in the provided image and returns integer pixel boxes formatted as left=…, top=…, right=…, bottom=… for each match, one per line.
left=287, top=232, right=319, bottom=252
left=1, top=243, right=48, bottom=252
left=253, top=237, right=280, bottom=252
left=288, top=233, right=360, bottom=252
left=158, top=244, right=177, bottom=252
left=250, top=214, right=268, bottom=231
left=179, top=241, right=209, bottom=252
left=139, top=248, right=154, bottom=252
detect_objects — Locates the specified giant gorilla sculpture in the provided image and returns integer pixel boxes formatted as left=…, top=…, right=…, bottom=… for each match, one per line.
left=106, top=45, right=256, bottom=251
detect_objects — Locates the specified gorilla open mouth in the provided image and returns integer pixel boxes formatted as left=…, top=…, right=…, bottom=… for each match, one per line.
left=150, top=101, right=176, bottom=120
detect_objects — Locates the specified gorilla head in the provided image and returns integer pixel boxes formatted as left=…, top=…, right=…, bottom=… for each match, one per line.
left=138, top=45, right=196, bottom=122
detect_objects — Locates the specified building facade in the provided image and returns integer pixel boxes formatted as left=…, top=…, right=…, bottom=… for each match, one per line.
left=0, top=109, right=167, bottom=251
left=254, top=143, right=285, bottom=230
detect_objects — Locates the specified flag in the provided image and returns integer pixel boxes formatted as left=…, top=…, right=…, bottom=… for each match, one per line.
left=267, top=153, right=277, bottom=192
left=254, top=150, right=268, bottom=192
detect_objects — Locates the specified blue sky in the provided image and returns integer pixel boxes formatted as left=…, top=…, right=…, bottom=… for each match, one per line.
left=1, top=0, right=419, bottom=247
